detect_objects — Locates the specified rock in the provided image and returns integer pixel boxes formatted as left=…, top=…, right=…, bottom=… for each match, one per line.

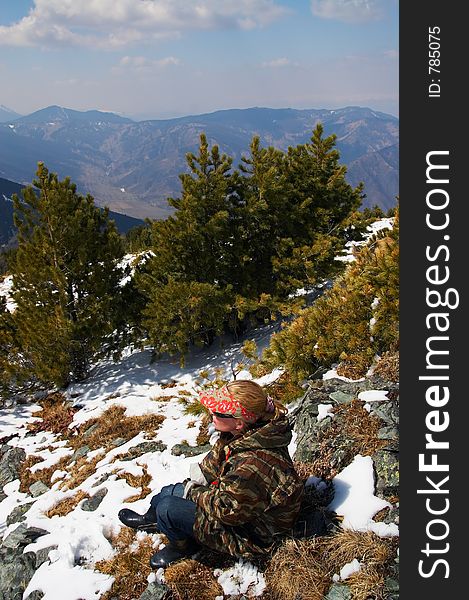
left=0, top=446, right=26, bottom=489
left=28, top=481, right=49, bottom=498
left=373, top=450, right=399, bottom=497
left=6, top=502, right=35, bottom=527
left=138, top=582, right=171, bottom=599
left=25, top=591, right=45, bottom=600
left=324, top=583, right=352, bottom=599
left=121, top=441, right=167, bottom=461
left=0, top=526, right=49, bottom=599
left=111, top=438, right=127, bottom=447
left=328, top=391, right=354, bottom=404
left=35, top=546, right=57, bottom=569
left=82, top=423, right=100, bottom=438
left=81, top=488, right=108, bottom=512
left=171, top=443, right=212, bottom=457
left=70, top=446, right=90, bottom=462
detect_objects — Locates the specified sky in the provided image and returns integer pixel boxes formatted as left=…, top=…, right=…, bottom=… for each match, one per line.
left=0, top=0, right=399, bottom=120
left=0, top=218, right=398, bottom=600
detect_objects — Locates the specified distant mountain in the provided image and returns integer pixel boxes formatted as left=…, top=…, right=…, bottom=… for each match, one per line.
left=0, top=105, right=22, bottom=123
left=0, top=105, right=398, bottom=219
left=0, top=177, right=145, bottom=248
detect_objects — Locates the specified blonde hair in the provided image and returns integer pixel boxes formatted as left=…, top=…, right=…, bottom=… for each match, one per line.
left=226, top=380, right=286, bottom=422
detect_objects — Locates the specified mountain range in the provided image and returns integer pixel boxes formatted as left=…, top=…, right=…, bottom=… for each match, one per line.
left=0, top=105, right=398, bottom=220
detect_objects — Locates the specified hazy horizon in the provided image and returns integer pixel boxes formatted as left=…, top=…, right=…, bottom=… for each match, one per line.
left=0, top=1, right=399, bottom=120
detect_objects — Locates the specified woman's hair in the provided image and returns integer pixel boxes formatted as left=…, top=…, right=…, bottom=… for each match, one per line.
left=226, top=380, right=286, bottom=422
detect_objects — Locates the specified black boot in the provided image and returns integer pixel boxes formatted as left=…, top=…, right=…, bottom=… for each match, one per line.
left=150, top=538, right=199, bottom=569
left=118, top=508, right=159, bottom=533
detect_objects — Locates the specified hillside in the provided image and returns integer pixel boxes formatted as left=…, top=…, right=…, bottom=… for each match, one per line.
left=0, top=219, right=399, bottom=600
left=0, top=106, right=398, bottom=219
left=0, top=177, right=145, bottom=247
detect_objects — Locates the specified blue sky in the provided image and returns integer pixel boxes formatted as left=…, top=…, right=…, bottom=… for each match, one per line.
left=0, top=0, right=398, bottom=120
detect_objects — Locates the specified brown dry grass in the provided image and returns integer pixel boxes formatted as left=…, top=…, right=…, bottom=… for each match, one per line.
left=71, top=405, right=165, bottom=452
left=336, top=353, right=372, bottom=380
left=195, top=413, right=212, bottom=446
left=264, top=371, right=304, bottom=407
left=164, top=559, right=224, bottom=600
left=60, top=452, right=105, bottom=490
left=265, top=537, right=332, bottom=600
left=18, top=454, right=70, bottom=493
left=116, top=467, right=152, bottom=503
left=372, top=351, right=399, bottom=383
left=323, top=529, right=398, bottom=600
left=46, top=490, right=90, bottom=518
left=95, top=528, right=157, bottom=600
left=308, top=399, right=386, bottom=479
left=264, top=529, right=397, bottom=600
left=27, top=392, right=77, bottom=436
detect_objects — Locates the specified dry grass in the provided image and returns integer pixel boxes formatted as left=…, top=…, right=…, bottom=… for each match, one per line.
left=164, top=559, right=224, bottom=600
left=323, top=529, right=398, bottom=600
left=265, top=537, right=332, bottom=600
left=116, top=467, right=152, bottom=503
left=26, top=392, right=77, bottom=436
left=71, top=405, right=165, bottom=452
left=336, top=353, right=372, bottom=380
left=18, top=454, right=70, bottom=493
left=195, top=413, right=212, bottom=446
left=46, top=490, right=90, bottom=518
left=308, top=399, right=386, bottom=479
left=151, top=394, right=178, bottom=403
left=372, top=351, right=399, bottom=383
left=60, top=452, right=105, bottom=491
left=95, top=528, right=157, bottom=600
left=264, top=371, right=304, bottom=406
left=264, top=528, right=397, bottom=600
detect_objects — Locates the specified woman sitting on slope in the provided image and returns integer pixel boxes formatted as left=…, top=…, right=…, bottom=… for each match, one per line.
left=118, top=379, right=305, bottom=568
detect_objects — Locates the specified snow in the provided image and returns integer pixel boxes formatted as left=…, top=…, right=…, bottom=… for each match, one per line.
left=0, top=220, right=398, bottom=599
left=335, top=217, right=394, bottom=263
left=0, top=328, right=398, bottom=599
left=0, top=275, right=15, bottom=312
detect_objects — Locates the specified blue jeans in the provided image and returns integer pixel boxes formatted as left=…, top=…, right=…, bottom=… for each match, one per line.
left=149, top=483, right=197, bottom=543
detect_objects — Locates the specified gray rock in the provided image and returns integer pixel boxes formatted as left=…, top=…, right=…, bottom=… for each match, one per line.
left=121, top=441, right=167, bottom=461
left=81, top=488, right=108, bottom=512
left=24, top=591, right=45, bottom=600
left=329, top=391, right=354, bottom=404
left=111, top=438, right=127, bottom=447
left=70, top=446, right=90, bottom=462
left=373, top=450, right=399, bottom=497
left=171, top=443, right=212, bottom=457
left=35, top=546, right=57, bottom=569
left=0, top=446, right=26, bottom=489
left=0, top=550, right=37, bottom=599
left=29, top=481, right=49, bottom=498
left=324, top=583, right=352, bottom=599
left=138, top=582, right=171, bottom=600
left=82, top=423, right=100, bottom=438
left=2, top=524, right=29, bottom=550
left=6, top=502, right=35, bottom=527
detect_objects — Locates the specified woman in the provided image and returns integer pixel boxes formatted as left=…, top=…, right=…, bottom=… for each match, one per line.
left=118, top=380, right=304, bottom=568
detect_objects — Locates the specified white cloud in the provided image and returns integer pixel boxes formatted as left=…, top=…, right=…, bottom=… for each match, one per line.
left=384, top=49, right=399, bottom=59
left=311, top=0, right=385, bottom=23
left=261, top=57, right=296, bottom=68
left=0, top=0, right=289, bottom=49
left=117, top=55, right=181, bottom=71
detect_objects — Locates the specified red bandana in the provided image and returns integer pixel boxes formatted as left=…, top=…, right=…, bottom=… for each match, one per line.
left=198, top=385, right=258, bottom=423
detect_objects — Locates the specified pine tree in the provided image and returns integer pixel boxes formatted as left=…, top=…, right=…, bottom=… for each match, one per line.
left=236, top=136, right=289, bottom=297
left=10, top=163, right=125, bottom=388
left=137, top=135, right=239, bottom=354
left=272, top=123, right=364, bottom=293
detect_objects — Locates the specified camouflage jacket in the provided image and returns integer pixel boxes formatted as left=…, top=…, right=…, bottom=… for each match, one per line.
left=187, top=416, right=304, bottom=558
